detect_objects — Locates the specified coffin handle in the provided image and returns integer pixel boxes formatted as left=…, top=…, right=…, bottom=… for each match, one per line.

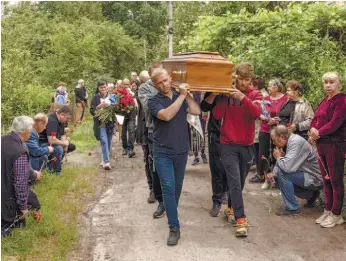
left=172, top=70, right=187, bottom=81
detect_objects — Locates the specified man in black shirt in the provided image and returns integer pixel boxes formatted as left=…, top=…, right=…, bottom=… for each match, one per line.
left=200, top=92, right=229, bottom=218
left=39, top=105, right=75, bottom=176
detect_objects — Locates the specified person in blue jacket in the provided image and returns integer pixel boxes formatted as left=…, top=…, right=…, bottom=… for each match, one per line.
left=26, top=113, right=54, bottom=171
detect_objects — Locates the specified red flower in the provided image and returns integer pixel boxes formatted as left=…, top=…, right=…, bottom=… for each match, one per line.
left=112, top=87, right=135, bottom=114
left=287, top=123, right=292, bottom=127
left=51, top=132, right=56, bottom=137
left=52, top=156, right=57, bottom=162
left=261, top=155, right=266, bottom=160
left=32, top=211, right=43, bottom=223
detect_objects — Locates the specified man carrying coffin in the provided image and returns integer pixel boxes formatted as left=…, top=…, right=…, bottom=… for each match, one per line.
left=148, top=68, right=200, bottom=246
left=213, top=63, right=263, bottom=237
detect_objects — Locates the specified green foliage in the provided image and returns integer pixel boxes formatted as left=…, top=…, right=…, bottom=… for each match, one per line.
left=1, top=2, right=145, bottom=127
left=184, top=3, right=346, bottom=108
left=173, top=1, right=291, bottom=53
left=101, top=1, right=168, bottom=62
left=1, top=84, right=52, bottom=126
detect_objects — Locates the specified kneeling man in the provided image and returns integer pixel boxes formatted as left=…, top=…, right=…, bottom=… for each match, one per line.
left=267, top=125, right=323, bottom=216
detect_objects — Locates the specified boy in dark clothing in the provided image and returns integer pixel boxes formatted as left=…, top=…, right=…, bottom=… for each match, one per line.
left=200, top=92, right=228, bottom=218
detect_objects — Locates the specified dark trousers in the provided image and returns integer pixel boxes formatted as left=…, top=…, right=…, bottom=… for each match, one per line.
left=208, top=132, right=228, bottom=204
left=221, top=144, right=254, bottom=219
left=258, top=132, right=276, bottom=176
left=28, top=189, right=40, bottom=211
left=121, top=116, right=136, bottom=150
left=1, top=190, right=40, bottom=232
left=317, top=142, right=345, bottom=215
left=148, top=132, right=163, bottom=202
left=142, top=143, right=152, bottom=191
left=254, top=142, right=259, bottom=172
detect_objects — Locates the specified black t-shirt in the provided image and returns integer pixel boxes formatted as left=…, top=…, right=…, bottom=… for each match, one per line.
left=39, top=113, right=65, bottom=143
left=200, top=92, right=222, bottom=135
left=279, top=100, right=297, bottom=126
left=148, top=91, right=189, bottom=154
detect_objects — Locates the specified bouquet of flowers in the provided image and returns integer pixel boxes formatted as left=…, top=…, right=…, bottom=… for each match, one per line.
left=95, top=88, right=136, bottom=124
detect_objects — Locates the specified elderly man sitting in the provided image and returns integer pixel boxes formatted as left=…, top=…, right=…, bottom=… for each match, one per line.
left=2, top=116, right=34, bottom=236
left=267, top=125, right=323, bottom=216
left=26, top=113, right=54, bottom=171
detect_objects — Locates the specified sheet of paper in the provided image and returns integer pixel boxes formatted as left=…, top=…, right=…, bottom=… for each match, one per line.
left=115, top=114, right=125, bottom=125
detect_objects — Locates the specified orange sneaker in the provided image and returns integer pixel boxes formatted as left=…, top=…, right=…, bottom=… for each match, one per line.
left=224, top=207, right=236, bottom=225
left=235, top=217, right=248, bottom=237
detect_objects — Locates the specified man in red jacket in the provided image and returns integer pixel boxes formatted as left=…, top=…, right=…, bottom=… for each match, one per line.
left=213, top=63, right=262, bottom=237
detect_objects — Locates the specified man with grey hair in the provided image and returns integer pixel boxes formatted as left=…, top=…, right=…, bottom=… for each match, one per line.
left=138, top=61, right=165, bottom=218
left=26, top=113, right=54, bottom=171
left=267, top=125, right=323, bottom=216
left=139, top=70, right=150, bottom=83
left=74, top=79, right=88, bottom=124
left=2, top=116, right=34, bottom=236
left=136, top=70, right=154, bottom=203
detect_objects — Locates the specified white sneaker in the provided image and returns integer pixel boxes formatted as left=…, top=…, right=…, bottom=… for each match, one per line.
left=103, top=162, right=111, bottom=170
left=261, top=180, right=270, bottom=190
left=315, top=209, right=331, bottom=224
left=320, top=213, right=344, bottom=228
left=100, top=160, right=105, bottom=167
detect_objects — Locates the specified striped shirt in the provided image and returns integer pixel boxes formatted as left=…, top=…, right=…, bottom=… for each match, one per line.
left=11, top=132, right=29, bottom=210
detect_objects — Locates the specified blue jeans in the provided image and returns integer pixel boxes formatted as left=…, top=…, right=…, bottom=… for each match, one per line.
left=153, top=151, right=188, bottom=229
left=29, top=155, right=48, bottom=171
left=276, top=168, right=308, bottom=211
left=40, top=143, right=63, bottom=173
left=100, top=127, right=113, bottom=163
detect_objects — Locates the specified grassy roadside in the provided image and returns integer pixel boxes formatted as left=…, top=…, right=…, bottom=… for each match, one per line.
left=68, top=116, right=98, bottom=153
left=1, top=118, right=99, bottom=261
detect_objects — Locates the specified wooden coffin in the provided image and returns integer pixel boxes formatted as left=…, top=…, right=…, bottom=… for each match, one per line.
left=162, top=51, right=234, bottom=93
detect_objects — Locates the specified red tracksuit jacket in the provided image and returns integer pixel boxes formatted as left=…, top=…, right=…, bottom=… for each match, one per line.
left=213, top=87, right=263, bottom=146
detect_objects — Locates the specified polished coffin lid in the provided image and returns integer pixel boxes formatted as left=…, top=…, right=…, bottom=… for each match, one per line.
left=162, top=51, right=234, bottom=93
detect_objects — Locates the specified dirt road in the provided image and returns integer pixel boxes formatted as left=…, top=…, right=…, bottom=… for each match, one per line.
left=70, top=141, right=346, bottom=261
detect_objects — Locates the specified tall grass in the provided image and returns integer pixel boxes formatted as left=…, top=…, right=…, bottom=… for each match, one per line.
left=1, top=166, right=98, bottom=261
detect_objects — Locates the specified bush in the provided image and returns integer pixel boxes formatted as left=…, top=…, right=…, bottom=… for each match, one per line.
left=185, top=3, right=346, bottom=108
left=2, top=84, right=52, bottom=129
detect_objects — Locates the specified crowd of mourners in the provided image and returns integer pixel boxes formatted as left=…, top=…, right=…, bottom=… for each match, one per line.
left=1, top=62, right=345, bottom=248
